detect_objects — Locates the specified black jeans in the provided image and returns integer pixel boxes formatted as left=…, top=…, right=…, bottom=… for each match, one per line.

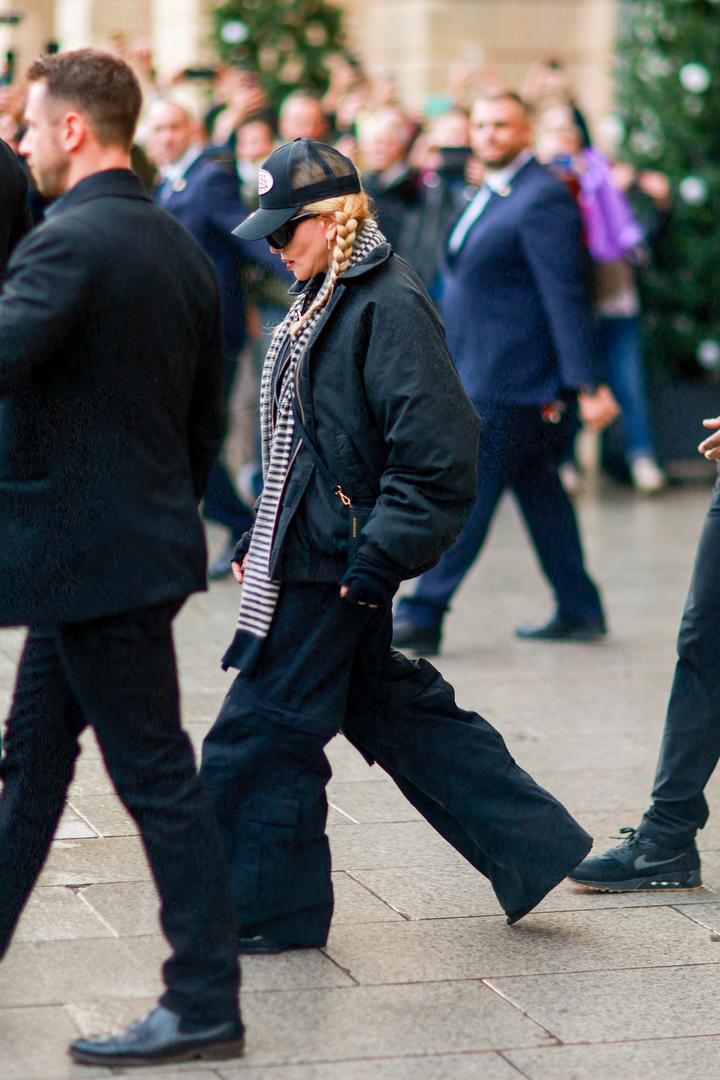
left=201, top=584, right=592, bottom=942
left=641, top=476, right=720, bottom=847
left=0, top=602, right=240, bottom=1022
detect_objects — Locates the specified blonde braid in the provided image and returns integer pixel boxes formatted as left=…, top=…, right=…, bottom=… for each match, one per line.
left=290, top=194, right=367, bottom=338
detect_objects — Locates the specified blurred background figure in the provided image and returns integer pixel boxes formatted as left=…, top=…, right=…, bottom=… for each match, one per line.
left=413, top=106, right=475, bottom=297
left=278, top=90, right=329, bottom=142
left=357, top=106, right=422, bottom=263
left=233, top=114, right=291, bottom=503
left=536, top=103, right=667, bottom=495
left=145, top=96, right=278, bottom=579
left=207, top=65, right=269, bottom=150
left=394, top=91, right=617, bottom=655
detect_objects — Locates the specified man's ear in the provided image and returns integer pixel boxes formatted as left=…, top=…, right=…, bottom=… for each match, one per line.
left=62, top=111, right=87, bottom=154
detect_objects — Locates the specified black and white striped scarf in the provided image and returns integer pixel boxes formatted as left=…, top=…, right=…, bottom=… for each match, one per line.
left=225, top=219, right=386, bottom=672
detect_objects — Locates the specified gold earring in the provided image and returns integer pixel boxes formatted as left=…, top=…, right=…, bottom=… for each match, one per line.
left=327, top=236, right=332, bottom=250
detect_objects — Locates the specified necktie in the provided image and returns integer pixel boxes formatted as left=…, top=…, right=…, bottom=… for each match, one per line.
left=447, top=185, right=493, bottom=255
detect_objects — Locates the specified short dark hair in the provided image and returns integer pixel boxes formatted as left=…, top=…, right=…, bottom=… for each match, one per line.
left=26, top=48, right=142, bottom=149
left=473, top=90, right=529, bottom=115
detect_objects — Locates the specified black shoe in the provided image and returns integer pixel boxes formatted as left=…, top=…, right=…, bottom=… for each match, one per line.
left=569, top=827, right=702, bottom=892
left=237, top=934, right=316, bottom=954
left=515, top=613, right=607, bottom=641
left=392, top=618, right=440, bottom=656
left=208, top=542, right=237, bottom=581
left=69, top=1005, right=245, bottom=1067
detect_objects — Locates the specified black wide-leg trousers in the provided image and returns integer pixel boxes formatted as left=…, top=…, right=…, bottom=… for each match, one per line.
left=0, top=601, right=240, bottom=1023
left=201, top=584, right=592, bottom=942
left=641, top=475, right=720, bottom=847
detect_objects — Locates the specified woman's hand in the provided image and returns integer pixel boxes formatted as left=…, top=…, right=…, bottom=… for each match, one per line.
left=231, top=557, right=246, bottom=584
left=339, top=583, right=378, bottom=607
left=699, top=417, right=720, bottom=462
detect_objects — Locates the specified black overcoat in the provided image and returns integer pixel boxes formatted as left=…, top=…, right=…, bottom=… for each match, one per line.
left=0, top=168, right=225, bottom=627
left=0, top=138, right=32, bottom=282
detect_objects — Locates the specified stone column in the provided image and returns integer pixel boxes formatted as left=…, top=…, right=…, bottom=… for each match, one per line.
left=151, top=0, right=212, bottom=81
left=54, top=0, right=151, bottom=51
left=0, top=0, right=55, bottom=75
left=337, top=0, right=617, bottom=128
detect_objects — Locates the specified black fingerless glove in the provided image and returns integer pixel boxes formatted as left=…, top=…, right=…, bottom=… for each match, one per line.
left=341, top=550, right=402, bottom=606
left=232, top=531, right=252, bottom=565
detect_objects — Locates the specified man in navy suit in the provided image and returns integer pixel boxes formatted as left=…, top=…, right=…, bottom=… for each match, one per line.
left=147, top=99, right=283, bottom=578
left=394, top=91, right=618, bottom=655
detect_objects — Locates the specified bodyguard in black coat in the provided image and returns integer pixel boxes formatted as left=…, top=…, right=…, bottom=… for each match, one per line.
left=0, top=50, right=244, bottom=1068
left=0, top=136, right=32, bottom=280
left=0, top=166, right=224, bottom=626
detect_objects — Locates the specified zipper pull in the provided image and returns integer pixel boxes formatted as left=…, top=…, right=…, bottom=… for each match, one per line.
left=334, top=484, right=352, bottom=507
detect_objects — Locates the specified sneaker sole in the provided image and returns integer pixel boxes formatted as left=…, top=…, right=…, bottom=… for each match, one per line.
left=569, top=871, right=702, bottom=893
left=70, top=1035, right=245, bottom=1067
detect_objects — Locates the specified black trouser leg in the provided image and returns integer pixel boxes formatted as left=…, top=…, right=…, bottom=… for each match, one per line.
left=345, top=653, right=592, bottom=919
left=0, top=630, right=83, bottom=954
left=202, top=692, right=334, bottom=944
left=201, top=585, right=375, bottom=945
left=510, top=410, right=603, bottom=622
left=56, top=604, right=239, bottom=1022
left=641, top=480, right=720, bottom=847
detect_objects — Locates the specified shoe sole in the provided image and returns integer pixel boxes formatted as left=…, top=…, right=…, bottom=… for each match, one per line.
left=569, top=871, right=702, bottom=893
left=70, top=1034, right=245, bottom=1067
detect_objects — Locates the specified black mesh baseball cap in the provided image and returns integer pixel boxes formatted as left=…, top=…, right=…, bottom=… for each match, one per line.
left=232, top=138, right=361, bottom=241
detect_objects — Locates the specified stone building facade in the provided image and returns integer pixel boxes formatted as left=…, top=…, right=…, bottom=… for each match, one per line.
left=0, top=0, right=617, bottom=126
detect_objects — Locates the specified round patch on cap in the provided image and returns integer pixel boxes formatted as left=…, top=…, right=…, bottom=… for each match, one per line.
left=257, top=168, right=274, bottom=195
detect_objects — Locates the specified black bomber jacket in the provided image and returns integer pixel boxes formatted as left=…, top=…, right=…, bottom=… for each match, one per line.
left=241, top=244, right=481, bottom=585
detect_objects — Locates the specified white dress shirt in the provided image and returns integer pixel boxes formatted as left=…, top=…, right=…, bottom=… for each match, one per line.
left=447, top=149, right=534, bottom=255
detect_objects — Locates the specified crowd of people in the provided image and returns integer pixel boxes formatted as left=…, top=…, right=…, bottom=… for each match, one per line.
left=0, top=45, right=673, bottom=526
left=3, top=40, right=719, bottom=1074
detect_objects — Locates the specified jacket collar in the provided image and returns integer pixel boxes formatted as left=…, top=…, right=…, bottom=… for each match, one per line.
left=44, top=168, right=152, bottom=219
left=288, top=242, right=392, bottom=295
left=484, top=149, right=534, bottom=196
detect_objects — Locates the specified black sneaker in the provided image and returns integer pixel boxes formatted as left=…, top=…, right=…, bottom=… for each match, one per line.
left=569, top=826, right=702, bottom=892
left=392, top=618, right=440, bottom=656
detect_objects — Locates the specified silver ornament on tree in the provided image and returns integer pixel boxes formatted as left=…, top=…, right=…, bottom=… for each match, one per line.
left=697, top=340, right=720, bottom=372
left=220, top=20, right=248, bottom=45
left=679, top=62, right=712, bottom=94
left=679, top=176, right=709, bottom=205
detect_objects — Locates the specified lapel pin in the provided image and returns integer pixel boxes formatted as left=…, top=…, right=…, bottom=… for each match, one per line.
left=172, top=177, right=187, bottom=193
left=497, top=183, right=512, bottom=197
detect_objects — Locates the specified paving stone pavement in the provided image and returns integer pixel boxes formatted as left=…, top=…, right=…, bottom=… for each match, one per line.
left=3, top=482, right=720, bottom=1078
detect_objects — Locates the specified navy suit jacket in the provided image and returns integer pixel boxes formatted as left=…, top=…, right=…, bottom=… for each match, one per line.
left=439, top=157, right=598, bottom=406
left=157, top=153, right=285, bottom=355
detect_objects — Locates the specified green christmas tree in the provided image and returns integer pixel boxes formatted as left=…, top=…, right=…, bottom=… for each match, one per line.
left=615, top=0, right=720, bottom=378
left=213, top=0, right=347, bottom=109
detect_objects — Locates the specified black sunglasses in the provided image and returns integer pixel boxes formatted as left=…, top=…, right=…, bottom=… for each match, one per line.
left=266, top=213, right=318, bottom=249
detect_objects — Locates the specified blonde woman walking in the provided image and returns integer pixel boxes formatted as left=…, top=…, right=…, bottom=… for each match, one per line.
left=200, top=139, right=592, bottom=953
